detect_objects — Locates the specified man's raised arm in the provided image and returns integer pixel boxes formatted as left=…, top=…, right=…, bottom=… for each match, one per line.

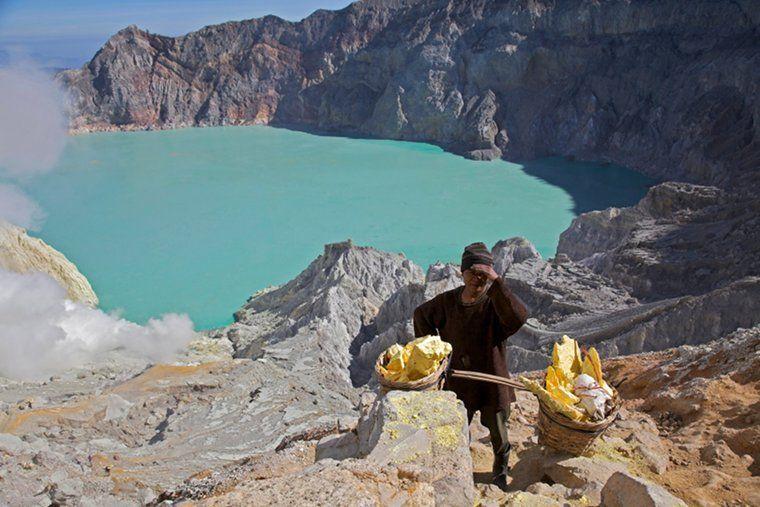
left=488, top=276, right=529, bottom=336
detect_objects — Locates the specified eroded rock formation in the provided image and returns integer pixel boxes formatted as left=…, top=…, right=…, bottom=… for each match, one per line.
left=558, top=182, right=760, bottom=300
left=1, top=230, right=758, bottom=504
left=59, top=0, right=759, bottom=185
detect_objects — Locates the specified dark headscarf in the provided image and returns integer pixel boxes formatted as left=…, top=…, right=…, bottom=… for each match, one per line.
left=461, top=242, right=493, bottom=272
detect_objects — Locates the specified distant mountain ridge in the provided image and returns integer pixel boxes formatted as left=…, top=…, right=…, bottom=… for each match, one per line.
left=58, top=0, right=759, bottom=186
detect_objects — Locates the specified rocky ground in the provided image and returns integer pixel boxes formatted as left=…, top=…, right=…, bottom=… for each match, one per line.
left=4, top=323, right=754, bottom=505
left=2, top=1, right=757, bottom=503
left=1, top=204, right=758, bottom=504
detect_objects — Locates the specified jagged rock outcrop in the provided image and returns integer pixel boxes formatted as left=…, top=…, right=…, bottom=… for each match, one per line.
left=494, top=238, right=638, bottom=324
left=212, top=240, right=422, bottom=390
left=558, top=182, right=760, bottom=300
left=351, top=261, right=461, bottom=384
left=1, top=235, right=758, bottom=505
left=58, top=0, right=760, bottom=185
left=0, top=221, right=98, bottom=306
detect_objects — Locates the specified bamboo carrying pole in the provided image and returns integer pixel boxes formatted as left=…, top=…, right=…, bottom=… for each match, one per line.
left=449, top=369, right=528, bottom=391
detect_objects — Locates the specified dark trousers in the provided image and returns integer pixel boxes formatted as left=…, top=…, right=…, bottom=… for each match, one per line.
left=468, top=405, right=511, bottom=474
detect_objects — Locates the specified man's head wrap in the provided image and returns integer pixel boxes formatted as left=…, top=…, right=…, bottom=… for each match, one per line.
left=461, top=242, right=493, bottom=272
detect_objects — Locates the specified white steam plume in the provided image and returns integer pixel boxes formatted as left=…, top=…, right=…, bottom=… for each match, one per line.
left=0, top=63, right=67, bottom=177
left=0, top=183, right=45, bottom=230
left=0, top=58, right=199, bottom=380
left=0, top=59, right=66, bottom=229
left=0, top=269, right=196, bottom=381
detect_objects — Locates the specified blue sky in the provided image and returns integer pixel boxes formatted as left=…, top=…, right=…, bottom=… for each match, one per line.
left=0, top=0, right=353, bottom=68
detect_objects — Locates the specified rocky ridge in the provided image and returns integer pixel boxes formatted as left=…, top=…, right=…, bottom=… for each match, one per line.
left=59, top=0, right=760, bottom=185
left=0, top=221, right=98, bottom=306
left=1, top=218, right=757, bottom=504
left=2, top=0, right=757, bottom=503
left=558, top=182, right=760, bottom=300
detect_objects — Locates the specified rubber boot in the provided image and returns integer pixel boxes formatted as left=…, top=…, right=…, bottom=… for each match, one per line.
left=492, top=447, right=510, bottom=492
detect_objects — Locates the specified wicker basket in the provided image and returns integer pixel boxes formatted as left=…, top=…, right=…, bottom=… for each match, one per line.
left=536, top=388, right=620, bottom=455
left=374, top=354, right=449, bottom=394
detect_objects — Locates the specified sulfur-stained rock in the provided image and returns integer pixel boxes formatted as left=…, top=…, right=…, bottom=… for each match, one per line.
left=501, top=491, right=562, bottom=506
left=357, top=390, right=475, bottom=506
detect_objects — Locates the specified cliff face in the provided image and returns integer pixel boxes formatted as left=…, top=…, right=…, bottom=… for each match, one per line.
left=59, top=0, right=760, bottom=185
left=0, top=221, right=98, bottom=307
left=557, top=182, right=760, bottom=300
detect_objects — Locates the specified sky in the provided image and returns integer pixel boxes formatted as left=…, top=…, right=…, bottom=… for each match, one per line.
left=0, top=0, right=353, bottom=69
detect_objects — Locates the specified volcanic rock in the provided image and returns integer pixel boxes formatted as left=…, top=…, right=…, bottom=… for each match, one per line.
left=601, top=472, right=687, bottom=507
left=59, top=1, right=760, bottom=186
left=558, top=182, right=760, bottom=300
left=0, top=221, right=98, bottom=306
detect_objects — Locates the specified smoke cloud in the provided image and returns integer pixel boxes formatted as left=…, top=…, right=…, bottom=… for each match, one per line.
left=0, top=60, right=66, bottom=229
left=0, top=269, right=196, bottom=381
left=0, top=183, right=45, bottom=230
left=0, top=63, right=67, bottom=177
left=0, top=58, right=199, bottom=381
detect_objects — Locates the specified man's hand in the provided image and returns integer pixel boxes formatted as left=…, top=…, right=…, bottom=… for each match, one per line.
left=469, top=263, right=498, bottom=281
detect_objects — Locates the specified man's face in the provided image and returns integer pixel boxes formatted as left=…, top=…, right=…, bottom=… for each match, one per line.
left=463, top=268, right=489, bottom=293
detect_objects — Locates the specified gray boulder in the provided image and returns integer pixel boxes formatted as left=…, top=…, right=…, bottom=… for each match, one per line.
left=601, top=472, right=687, bottom=507
left=357, top=390, right=475, bottom=506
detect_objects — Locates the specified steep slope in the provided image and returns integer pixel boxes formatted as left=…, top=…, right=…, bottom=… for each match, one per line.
left=0, top=221, right=98, bottom=306
left=558, top=182, right=760, bottom=300
left=59, top=0, right=760, bottom=185
left=59, top=1, right=417, bottom=132
left=1, top=237, right=757, bottom=505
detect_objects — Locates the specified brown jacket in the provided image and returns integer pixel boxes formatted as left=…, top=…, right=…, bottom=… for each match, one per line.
left=413, top=277, right=528, bottom=411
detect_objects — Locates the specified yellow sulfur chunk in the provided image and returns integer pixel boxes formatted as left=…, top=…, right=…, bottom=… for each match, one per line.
left=404, top=335, right=452, bottom=381
left=379, top=335, right=451, bottom=382
left=552, top=335, right=583, bottom=381
left=545, top=366, right=579, bottom=405
left=546, top=366, right=559, bottom=391
left=553, top=364, right=572, bottom=390
left=582, top=354, right=596, bottom=380
left=550, top=384, right=580, bottom=406
left=587, top=347, right=603, bottom=383
left=520, top=376, right=586, bottom=421
left=385, top=344, right=407, bottom=373
left=572, top=338, right=583, bottom=376
left=587, top=347, right=614, bottom=397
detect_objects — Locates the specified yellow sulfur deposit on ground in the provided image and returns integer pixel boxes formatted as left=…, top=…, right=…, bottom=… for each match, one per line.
left=377, top=335, right=452, bottom=382
left=520, top=335, right=614, bottom=421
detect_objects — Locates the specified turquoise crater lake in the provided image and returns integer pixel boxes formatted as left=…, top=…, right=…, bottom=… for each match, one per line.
left=20, top=126, right=653, bottom=330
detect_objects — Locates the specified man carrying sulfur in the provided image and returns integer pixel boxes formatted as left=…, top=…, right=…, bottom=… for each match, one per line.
left=413, top=242, right=528, bottom=490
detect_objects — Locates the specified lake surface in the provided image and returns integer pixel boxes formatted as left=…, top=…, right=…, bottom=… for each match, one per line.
left=19, top=126, right=653, bottom=329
